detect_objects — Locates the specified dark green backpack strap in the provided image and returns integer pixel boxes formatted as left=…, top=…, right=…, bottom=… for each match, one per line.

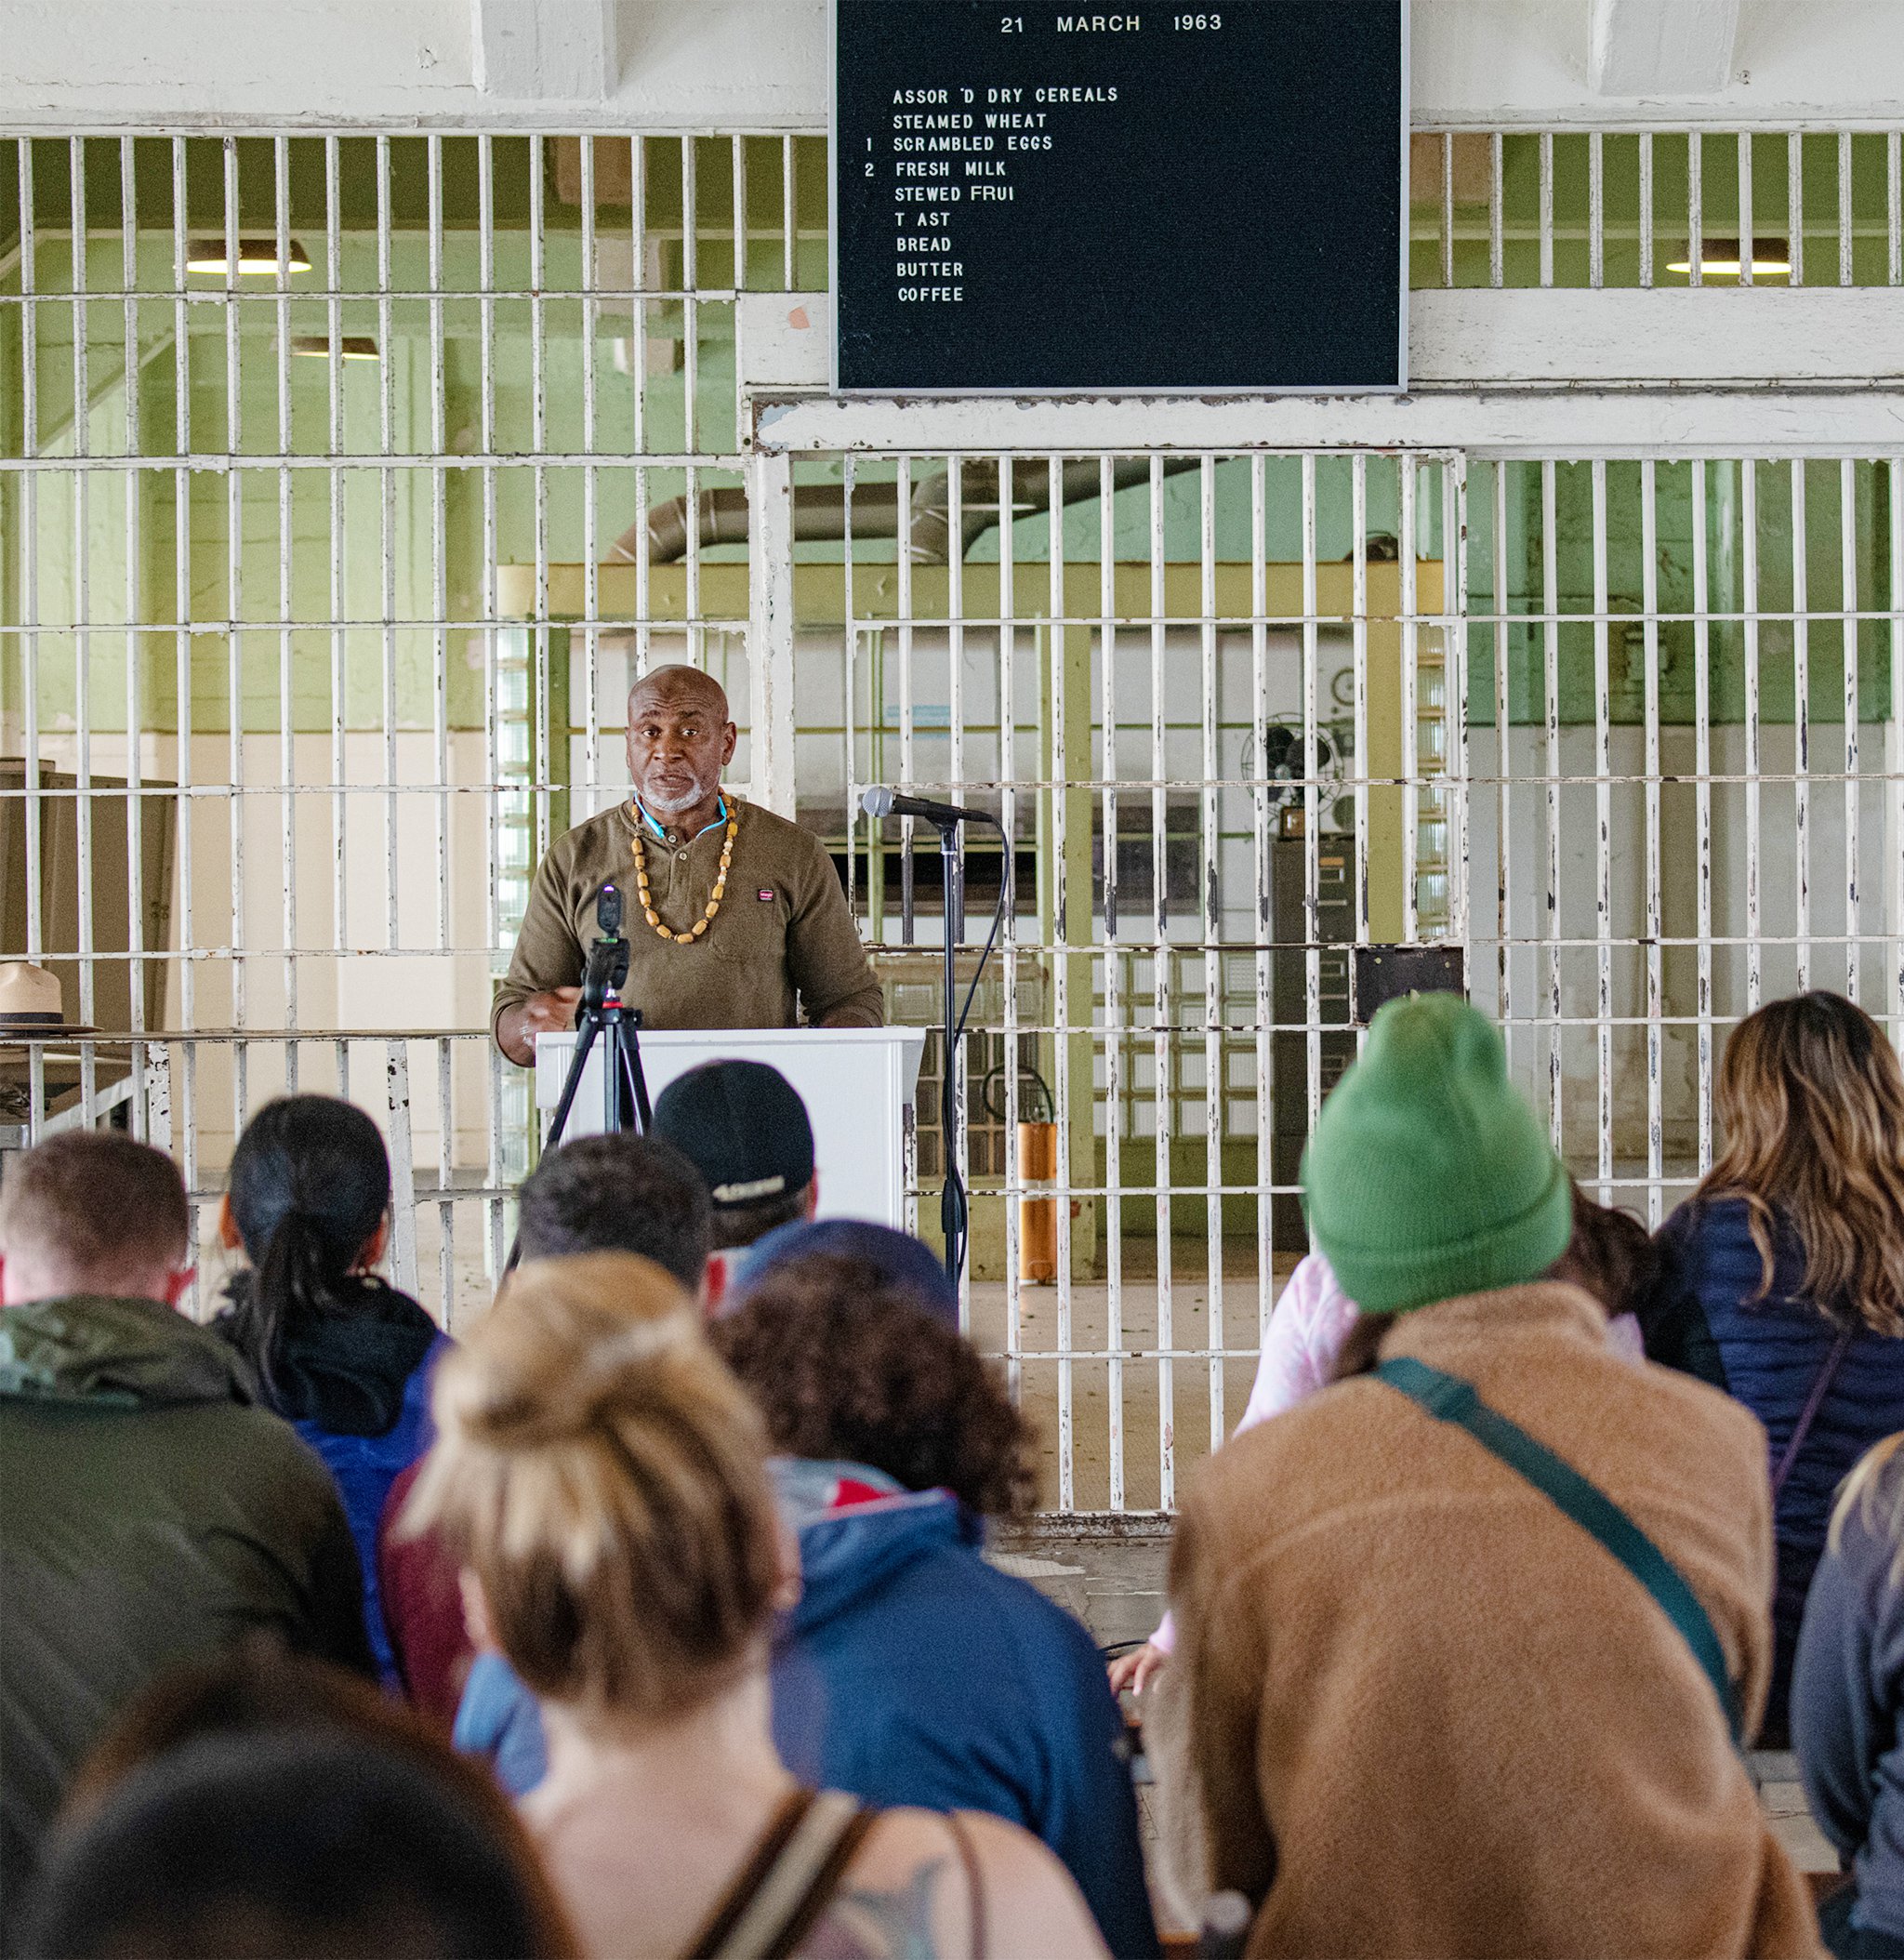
left=1374, top=1354, right=1744, bottom=1747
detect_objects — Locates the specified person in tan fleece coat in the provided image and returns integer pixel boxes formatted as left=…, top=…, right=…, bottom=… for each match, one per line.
left=1149, top=993, right=1821, bottom=1960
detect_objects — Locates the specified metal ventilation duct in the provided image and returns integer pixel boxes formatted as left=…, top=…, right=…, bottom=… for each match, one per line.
left=618, top=457, right=1201, bottom=565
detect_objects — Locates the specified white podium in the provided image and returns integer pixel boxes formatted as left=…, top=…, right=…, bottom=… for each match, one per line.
left=534, top=1026, right=927, bottom=1233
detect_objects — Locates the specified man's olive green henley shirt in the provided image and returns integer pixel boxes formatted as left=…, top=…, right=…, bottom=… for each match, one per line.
left=491, top=798, right=883, bottom=1047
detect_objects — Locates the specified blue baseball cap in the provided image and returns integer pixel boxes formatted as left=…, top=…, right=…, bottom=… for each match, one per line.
left=731, top=1218, right=958, bottom=1326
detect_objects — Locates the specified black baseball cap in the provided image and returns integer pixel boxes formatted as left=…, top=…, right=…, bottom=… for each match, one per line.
left=651, top=1059, right=816, bottom=1209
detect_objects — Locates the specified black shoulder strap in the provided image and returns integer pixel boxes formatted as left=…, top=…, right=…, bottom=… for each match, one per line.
left=1768, top=1319, right=1858, bottom=1501
left=681, top=1790, right=814, bottom=1960
left=1375, top=1355, right=1744, bottom=1746
left=681, top=1790, right=879, bottom=1960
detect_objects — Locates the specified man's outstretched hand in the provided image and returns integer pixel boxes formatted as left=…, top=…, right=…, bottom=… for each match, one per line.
left=497, top=987, right=582, bottom=1066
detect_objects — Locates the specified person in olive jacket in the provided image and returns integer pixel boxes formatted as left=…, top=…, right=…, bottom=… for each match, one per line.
left=0, top=1131, right=370, bottom=1937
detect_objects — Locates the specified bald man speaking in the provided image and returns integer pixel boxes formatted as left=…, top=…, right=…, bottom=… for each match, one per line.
left=493, top=665, right=882, bottom=1065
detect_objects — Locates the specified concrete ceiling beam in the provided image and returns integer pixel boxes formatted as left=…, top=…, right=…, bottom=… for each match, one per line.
left=1589, top=0, right=1743, bottom=96
left=472, top=0, right=616, bottom=98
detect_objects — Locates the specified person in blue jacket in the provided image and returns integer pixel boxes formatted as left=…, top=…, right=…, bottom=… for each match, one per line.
left=1643, top=993, right=1904, bottom=1741
left=216, top=1094, right=450, bottom=1688
left=1792, top=1431, right=1904, bottom=1959
left=456, top=1249, right=1159, bottom=1959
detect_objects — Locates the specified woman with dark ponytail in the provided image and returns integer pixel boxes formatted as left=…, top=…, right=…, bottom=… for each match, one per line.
left=217, top=1095, right=450, bottom=1689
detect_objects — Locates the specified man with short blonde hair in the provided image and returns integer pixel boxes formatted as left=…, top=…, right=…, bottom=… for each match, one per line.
left=0, top=1130, right=192, bottom=1308
left=0, top=1132, right=371, bottom=1927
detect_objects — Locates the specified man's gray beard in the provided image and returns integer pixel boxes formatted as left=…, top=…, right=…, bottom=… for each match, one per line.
left=641, top=776, right=712, bottom=818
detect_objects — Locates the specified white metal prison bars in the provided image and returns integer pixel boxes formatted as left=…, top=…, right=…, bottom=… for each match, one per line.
left=834, top=449, right=1464, bottom=1513
left=6, top=129, right=1903, bottom=1512
left=8, top=446, right=1900, bottom=1503
left=1412, top=126, right=1904, bottom=288
left=824, top=447, right=1899, bottom=1512
left=4, top=130, right=810, bottom=1309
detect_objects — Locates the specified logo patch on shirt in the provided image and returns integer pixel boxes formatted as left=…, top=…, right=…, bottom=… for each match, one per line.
left=757, top=888, right=775, bottom=902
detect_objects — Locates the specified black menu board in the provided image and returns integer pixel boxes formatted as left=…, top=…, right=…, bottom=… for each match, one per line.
left=832, top=0, right=1407, bottom=393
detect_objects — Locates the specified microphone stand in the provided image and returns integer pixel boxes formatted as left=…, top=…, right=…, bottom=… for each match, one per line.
left=862, top=787, right=1005, bottom=1289
left=935, top=815, right=968, bottom=1286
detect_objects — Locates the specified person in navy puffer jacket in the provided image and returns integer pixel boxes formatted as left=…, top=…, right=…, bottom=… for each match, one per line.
left=1644, top=993, right=1904, bottom=1743
left=215, top=1095, right=451, bottom=1688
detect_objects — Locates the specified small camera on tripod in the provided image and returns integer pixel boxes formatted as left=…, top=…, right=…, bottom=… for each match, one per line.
left=581, top=881, right=631, bottom=1009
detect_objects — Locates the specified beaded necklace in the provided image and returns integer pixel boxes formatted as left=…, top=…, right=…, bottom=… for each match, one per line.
left=629, top=800, right=741, bottom=944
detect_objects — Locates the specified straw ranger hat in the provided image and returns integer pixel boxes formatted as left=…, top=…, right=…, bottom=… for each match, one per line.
left=0, top=961, right=75, bottom=1033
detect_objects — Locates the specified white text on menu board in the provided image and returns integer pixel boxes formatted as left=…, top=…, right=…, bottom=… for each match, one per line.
left=886, top=71, right=1119, bottom=302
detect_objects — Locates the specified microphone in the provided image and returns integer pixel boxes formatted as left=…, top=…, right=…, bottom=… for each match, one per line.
left=861, top=786, right=996, bottom=828
left=595, top=881, right=625, bottom=937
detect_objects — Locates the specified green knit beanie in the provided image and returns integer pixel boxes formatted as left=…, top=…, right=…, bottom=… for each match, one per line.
left=1301, top=992, right=1572, bottom=1315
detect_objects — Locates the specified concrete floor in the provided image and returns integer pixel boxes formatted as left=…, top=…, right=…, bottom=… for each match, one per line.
left=965, top=1250, right=1296, bottom=1514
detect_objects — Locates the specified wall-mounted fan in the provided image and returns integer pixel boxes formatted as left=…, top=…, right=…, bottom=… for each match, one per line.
left=1243, top=722, right=1355, bottom=830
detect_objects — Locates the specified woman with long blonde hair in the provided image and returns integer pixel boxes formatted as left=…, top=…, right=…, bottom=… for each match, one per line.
left=1647, top=992, right=1904, bottom=1741
left=403, top=1251, right=1107, bottom=1960
left=1791, top=1433, right=1904, bottom=1958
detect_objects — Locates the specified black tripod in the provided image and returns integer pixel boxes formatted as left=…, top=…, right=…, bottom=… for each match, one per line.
left=544, top=880, right=654, bottom=1148
left=507, top=883, right=651, bottom=1277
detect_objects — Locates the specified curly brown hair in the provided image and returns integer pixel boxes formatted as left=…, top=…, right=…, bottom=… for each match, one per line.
left=709, top=1252, right=1038, bottom=1520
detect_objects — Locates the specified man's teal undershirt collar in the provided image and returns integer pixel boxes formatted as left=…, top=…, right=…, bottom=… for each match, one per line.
left=632, top=793, right=729, bottom=843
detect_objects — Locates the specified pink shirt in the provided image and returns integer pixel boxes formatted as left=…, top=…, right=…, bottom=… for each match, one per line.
left=1151, top=1253, right=1357, bottom=1653
left=1147, top=1252, right=1646, bottom=1649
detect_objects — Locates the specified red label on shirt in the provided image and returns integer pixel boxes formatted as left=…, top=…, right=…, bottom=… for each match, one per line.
left=758, top=888, right=775, bottom=901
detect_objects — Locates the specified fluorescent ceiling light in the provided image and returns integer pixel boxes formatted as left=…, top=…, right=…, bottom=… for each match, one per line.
left=1666, top=236, right=1792, bottom=276
left=291, top=335, right=380, bottom=361
left=187, top=236, right=312, bottom=274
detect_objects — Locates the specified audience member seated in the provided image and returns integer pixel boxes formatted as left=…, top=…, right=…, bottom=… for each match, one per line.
left=1646, top=991, right=1904, bottom=1741
left=714, top=1255, right=1159, bottom=1957
left=513, top=1131, right=712, bottom=1293
left=388, top=1132, right=712, bottom=1728
left=641, top=1056, right=960, bottom=1324
left=404, top=1251, right=1108, bottom=1960
left=1111, top=1182, right=1661, bottom=1696
left=41, top=1636, right=575, bottom=1955
left=376, top=1458, right=471, bottom=1728
left=734, top=1217, right=959, bottom=1327
left=23, top=1728, right=575, bottom=1957
left=1792, top=1432, right=1904, bottom=1960
left=426, top=1132, right=712, bottom=1758
left=214, top=1093, right=450, bottom=1686
left=1145, top=993, right=1818, bottom=1960
left=455, top=1249, right=1155, bottom=1953
left=652, top=1059, right=820, bottom=1301
left=0, top=1132, right=370, bottom=1929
